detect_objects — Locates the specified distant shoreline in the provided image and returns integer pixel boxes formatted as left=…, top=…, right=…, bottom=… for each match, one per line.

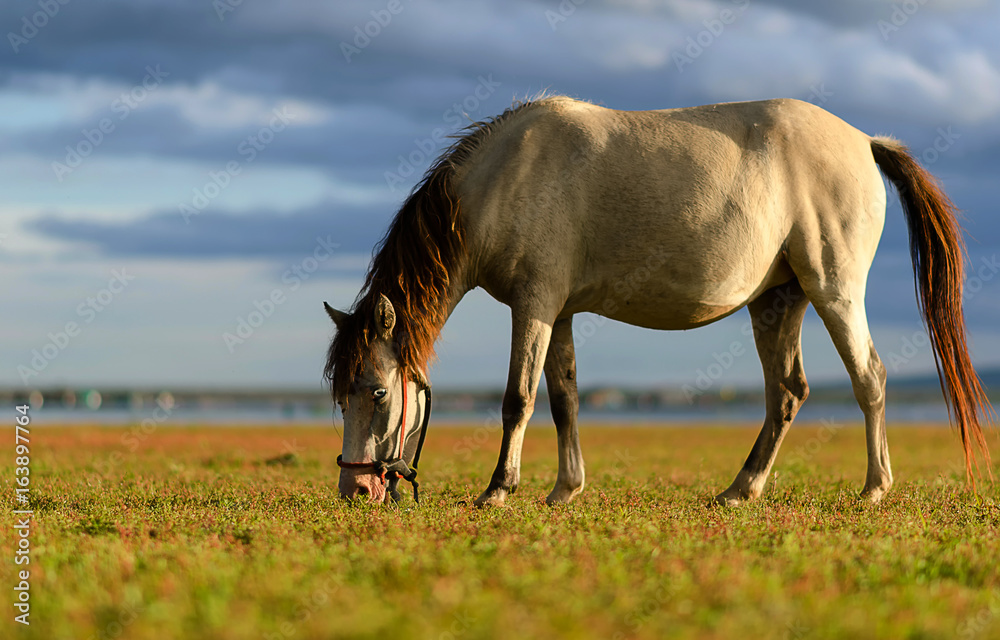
left=24, top=401, right=957, bottom=426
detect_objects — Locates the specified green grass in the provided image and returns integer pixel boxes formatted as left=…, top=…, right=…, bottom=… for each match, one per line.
left=2, top=423, right=999, bottom=639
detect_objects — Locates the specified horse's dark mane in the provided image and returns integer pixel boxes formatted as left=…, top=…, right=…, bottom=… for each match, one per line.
left=324, top=98, right=540, bottom=397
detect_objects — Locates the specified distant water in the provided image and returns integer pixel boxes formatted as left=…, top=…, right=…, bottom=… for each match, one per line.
left=28, top=402, right=953, bottom=426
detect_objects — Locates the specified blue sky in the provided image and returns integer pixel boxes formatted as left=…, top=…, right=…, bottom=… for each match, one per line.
left=1, top=0, right=998, bottom=392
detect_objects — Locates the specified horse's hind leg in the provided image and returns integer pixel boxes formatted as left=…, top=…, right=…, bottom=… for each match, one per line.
left=809, top=291, right=893, bottom=502
left=543, top=316, right=585, bottom=505
left=716, top=281, right=810, bottom=506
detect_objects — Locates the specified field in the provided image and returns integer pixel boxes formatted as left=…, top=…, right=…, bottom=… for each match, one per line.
left=2, top=421, right=999, bottom=640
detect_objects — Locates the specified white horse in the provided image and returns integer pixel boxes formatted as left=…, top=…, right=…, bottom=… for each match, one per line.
left=324, top=95, right=992, bottom=506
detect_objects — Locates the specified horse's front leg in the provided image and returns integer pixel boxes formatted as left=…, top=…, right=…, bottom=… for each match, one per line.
left=475, top=306, right=554, bottom=507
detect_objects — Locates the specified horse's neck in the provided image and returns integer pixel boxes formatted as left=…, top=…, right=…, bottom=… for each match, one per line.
left=440, top=262, right=472, bottom=325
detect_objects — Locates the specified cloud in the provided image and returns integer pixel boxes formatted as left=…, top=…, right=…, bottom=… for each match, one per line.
left=752, top=0, right=988, bottom=28
left=26, top=203, right=389, bottom=259
left=6, top=1, right=1000, bottom=153
left=3, top=0, right=999, bottom=389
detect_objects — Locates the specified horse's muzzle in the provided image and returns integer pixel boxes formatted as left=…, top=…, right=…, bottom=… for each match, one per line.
left=338, top=467, right=387, bottom=503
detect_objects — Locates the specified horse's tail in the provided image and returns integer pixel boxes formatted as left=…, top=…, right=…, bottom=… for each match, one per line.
left=870, top=135, right=993, bottom=484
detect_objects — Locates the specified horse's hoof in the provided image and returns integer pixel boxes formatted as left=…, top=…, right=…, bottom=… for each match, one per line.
left=474, top=488, right=508, bottom=507
left=712, top=491, right=745, bottom=507
left=859, top=486, right=890, bottom=504
left=545, top=484, right=583, bottom=505
left=712, top=487, right=759, bottom=507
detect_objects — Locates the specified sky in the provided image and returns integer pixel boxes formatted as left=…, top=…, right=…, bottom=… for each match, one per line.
left=1, top=0, right=998, bottom=393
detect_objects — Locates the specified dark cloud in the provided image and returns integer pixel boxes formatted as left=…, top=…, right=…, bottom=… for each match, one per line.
left=754, top=0, right=988, bottom=28
left=14, top=99, right=424, bottom=188
left=7, top=0, right=997, bottom=163
left=3, top=0, right=981, bottom=120
left=26, top=203, right=388, bottom=259
left=6, top=0, right=999, bottom=391
left=8, top=0, right=1000, bottom=276
left=751, top=0, right=895, bottom=27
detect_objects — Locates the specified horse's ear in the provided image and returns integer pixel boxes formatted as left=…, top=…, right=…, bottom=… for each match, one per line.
left=323, top=302, right=348, bottom=328
left=374, top=294, right=396, bottom=340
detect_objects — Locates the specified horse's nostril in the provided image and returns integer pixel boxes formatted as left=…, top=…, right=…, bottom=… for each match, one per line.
left=355, top=485, right=370, bottom=497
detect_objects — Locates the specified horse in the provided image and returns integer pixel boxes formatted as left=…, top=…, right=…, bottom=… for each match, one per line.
left=323, top=95, right=992, bottom=507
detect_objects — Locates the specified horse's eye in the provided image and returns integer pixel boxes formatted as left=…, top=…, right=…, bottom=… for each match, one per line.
left=372, top=388, right=388, bottom=403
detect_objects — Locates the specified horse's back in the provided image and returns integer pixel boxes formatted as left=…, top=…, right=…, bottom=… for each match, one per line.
left=458, top=97, right=884, bottom=327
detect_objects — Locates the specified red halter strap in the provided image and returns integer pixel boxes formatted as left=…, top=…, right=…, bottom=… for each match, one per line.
left=396, top=374, right=408, bottom=460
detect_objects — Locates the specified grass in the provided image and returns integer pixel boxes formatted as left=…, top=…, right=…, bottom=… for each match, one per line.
left=2, top=421, right=999, bottom=639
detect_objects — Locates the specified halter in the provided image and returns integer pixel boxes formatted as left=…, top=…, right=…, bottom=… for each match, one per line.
left=336, top=370, right=431, bottom=504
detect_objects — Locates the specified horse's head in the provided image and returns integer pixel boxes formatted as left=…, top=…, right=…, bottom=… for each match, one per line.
left=323, top=294, right=429, bottom=504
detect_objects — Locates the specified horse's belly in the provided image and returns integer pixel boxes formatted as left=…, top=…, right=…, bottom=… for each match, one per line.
left=567, top=287, right=742, bottom=329
left=598, top=298, right=742, bottom=330
left=565, top=258, right=794, bottom=330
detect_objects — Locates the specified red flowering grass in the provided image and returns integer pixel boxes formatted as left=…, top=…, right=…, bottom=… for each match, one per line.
left=1, top=423, right=997, bottom=639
